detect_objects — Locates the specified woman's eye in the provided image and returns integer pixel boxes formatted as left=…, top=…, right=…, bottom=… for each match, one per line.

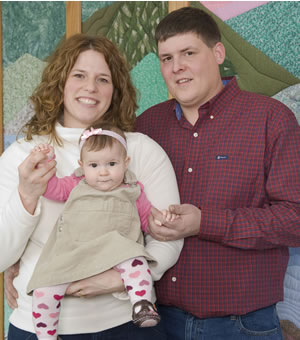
left=98, top=78, right=109, bottom=83
left=74, top=73, right=84, bottom=78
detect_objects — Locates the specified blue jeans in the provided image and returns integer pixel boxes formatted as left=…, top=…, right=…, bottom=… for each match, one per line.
left=8, top=320, right=167, bottom=340
left=158, top=304, right=283, bottom=340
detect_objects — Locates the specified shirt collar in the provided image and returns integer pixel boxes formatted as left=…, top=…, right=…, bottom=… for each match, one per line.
left=175, top=77, right=234, bottom=121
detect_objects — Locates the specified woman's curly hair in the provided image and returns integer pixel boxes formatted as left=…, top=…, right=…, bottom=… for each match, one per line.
left=22, top=34, right=137, bottom=145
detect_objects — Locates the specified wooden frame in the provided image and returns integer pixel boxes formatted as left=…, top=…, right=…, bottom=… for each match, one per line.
left=169, top=1, right=189, bottom=12
left=0, top=2, right=190, bottom=338
left=66, top=1, right=82, bottom=38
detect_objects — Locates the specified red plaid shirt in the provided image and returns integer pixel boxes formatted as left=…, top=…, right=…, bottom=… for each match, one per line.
left=136, top=77, right=300, bottom=318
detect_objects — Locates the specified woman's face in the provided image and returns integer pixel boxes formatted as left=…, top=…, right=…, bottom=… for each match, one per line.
left=63, top=50, right=114, bottom=128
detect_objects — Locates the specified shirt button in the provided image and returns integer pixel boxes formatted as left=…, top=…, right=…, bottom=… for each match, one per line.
left=210, top=115, right=214, bottom=120
left=188, top=168, right=193, bottom=173
left=193, top=132, right=198, bottom=138
left=171, top=276, right=177, bottom=282
left=59, top=227, right=63, bottom=232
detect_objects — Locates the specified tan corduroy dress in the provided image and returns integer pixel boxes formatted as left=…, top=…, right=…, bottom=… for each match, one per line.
left=27, top=170, right=155, bottom=293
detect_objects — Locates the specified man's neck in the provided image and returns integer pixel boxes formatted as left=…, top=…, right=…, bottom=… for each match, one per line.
left=181, top=107, right=199, bottom=126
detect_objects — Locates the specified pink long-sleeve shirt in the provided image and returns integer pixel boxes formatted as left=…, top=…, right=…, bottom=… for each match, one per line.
left=44, top=173, right=152, bottom=233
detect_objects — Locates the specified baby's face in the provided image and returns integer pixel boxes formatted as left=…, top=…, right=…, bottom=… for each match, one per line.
left=80, top=142, right=129, bottom=192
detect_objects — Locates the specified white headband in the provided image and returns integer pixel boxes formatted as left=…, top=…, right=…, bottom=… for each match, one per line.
left=79, top=127, right=127, bottom=151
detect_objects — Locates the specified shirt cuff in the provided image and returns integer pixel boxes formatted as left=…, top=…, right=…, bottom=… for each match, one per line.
left=199, top=207, right=227, bottom=242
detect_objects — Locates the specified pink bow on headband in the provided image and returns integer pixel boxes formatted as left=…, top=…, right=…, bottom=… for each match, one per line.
left=79, top=127, right=127, bottom=151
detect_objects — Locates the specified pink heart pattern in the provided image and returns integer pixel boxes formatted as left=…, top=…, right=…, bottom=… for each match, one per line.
left=32, top=312, right=41, bottom=319
left=53, top=294, right=64, bottom=301
left=132, top=259, right=143, bottom=267
left=126, top=285, right=133, bottom=291
left=139, top=280, right=150, bottom=286
left=37, top=303, right=49, bottom=310
left=49, top=312, right=59, bottom=318
left=34, top=290, right=45, bottom=298
left=48, top=330, right=57, bottom=336
left=37, top=322, right=47, bottom=328
left=135, top=290, right=146, bottom=297
left=129, top=271, right=140, bottom=278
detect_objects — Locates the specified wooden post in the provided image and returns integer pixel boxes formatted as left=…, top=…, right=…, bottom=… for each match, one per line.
left=66, top=1, right=82, bottom=38
left=168, top=1, right=190, bottom=12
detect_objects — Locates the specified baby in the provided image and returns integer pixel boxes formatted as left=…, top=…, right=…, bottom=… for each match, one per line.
left=27, top=122, right=177, bottom=339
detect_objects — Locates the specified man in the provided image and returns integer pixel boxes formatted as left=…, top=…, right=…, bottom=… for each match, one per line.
left=136, top=6, right=300, bottom=340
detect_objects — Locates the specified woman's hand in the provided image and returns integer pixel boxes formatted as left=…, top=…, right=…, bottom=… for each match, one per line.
left=18, top=147, right=56, bottom=214
left=4, top=262, right=20, bottom=309
left=66, top=269, right=124, bottom=298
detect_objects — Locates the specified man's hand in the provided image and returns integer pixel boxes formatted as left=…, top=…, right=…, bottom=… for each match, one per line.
left=148, top=204, right=201, bottom=241
left=66, top=269, right=124, bottom=298
left=4, top=262, right=20, bottom=309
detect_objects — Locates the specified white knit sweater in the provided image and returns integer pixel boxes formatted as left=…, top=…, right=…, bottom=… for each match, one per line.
left=0, top=123, right=183, bottom=334
left=277, top=248, right=300, bottom=329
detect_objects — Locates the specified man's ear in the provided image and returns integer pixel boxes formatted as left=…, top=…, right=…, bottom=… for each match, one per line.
left=214, top=42, right=226, bottom=65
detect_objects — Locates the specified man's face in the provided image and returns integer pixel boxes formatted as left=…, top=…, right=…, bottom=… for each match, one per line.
left=158, top=32, right=225, bottom=116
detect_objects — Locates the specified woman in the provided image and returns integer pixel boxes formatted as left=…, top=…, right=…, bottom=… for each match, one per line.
left=0, top=34, right=182, bottom=339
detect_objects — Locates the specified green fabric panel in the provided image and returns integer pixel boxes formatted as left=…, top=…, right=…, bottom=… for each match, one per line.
left=82, top=1, right=167, bottom=69
left=193, top=3, right=300, bottom=97
left=131, top=53, right=168, bottom=116
left=225, top=2, right=299, bottom=78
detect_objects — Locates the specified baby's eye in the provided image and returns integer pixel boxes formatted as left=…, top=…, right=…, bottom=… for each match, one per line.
left=90, top=163, right=98, bottom=168
left=109, top=162, right=116, bottom=166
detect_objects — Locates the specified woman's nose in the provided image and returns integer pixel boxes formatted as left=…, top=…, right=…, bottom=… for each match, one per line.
left=84, top=78, right=97, bottom=92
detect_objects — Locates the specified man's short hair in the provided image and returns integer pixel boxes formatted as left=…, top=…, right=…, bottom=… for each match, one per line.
left=155, top=7, right=221, bottom=48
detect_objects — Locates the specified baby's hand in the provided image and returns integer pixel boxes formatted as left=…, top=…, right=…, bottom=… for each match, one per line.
left=161, top=209, right=179, bottom=223
left=32, top=144, right=55, bottom=168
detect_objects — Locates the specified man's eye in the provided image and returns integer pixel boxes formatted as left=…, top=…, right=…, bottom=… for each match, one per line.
left=162, top=56, right=171, bottom=63
left=109, top=162, right=116, bottom=166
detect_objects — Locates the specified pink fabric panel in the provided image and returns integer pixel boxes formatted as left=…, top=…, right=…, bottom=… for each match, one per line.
left=201, top=1, right=269, bottom=21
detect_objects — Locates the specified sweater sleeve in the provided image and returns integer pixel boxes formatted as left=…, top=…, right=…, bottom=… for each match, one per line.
left=0, top=141, right=42, bottom=271
left=136, top=182, right=152, bottom=233
left=44, top=173, right=82, bottom=201
left=126, top=132, right=184, bottom=281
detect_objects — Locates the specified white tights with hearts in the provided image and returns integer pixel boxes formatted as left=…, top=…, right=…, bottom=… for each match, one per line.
left=32, top=256, right=153, bottom=339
